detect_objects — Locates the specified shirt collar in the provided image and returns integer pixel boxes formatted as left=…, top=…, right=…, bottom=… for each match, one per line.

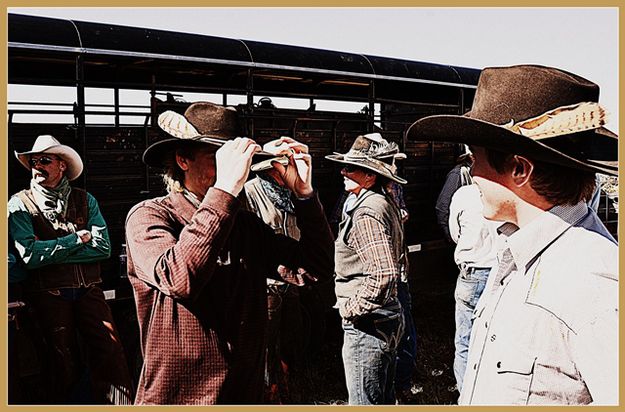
left=505, top=202, right=590, bottom=273
left=169, top=190, right=199, bottom=224
left=345, top=188, right=376, bottom=215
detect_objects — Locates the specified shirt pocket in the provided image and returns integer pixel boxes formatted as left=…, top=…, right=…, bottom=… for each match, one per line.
left=495, top=354, right=537, bottom=405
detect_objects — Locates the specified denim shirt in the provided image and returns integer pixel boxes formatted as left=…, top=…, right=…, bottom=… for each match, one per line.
left=460, top=202, right=618, bottom=405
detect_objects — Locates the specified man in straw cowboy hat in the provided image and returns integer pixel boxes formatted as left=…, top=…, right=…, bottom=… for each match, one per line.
left=124, top=102, right=333, bottom=404
left=326, top=133, right=409, bottom=404
left=8, top=135, right=134, bottom=404
left=408, top=65, right=618, bottom=405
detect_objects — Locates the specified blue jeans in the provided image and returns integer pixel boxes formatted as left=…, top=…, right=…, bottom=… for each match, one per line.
left=395, top=281, right=417, bottom=391
left=342, top=307, right=404, bottom=405
left=453, top=267, right=491, bottom=393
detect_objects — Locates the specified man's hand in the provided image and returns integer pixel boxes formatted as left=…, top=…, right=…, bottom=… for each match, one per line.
left=76, top=229, right=92, bottom=244
left=277, top=265, right=318, bottom=286
left=271, top=137, right=314, bottom=199
left=214, top=137, right=261, bottom=197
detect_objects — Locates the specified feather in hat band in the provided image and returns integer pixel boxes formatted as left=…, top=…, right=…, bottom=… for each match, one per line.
left=501, top=101, right=608, bottom=140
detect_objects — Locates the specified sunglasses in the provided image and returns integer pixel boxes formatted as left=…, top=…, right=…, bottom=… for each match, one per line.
left=28, top=156, right=58, bottom=167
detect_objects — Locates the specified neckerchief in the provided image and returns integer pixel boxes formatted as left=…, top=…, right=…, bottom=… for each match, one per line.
left=30, top=177, right=72, bottom=224
left=259, top=174, right=294, bottom=213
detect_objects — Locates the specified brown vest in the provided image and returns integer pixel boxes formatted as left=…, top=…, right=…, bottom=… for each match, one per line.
left=18, top=188, right=102, bottom=292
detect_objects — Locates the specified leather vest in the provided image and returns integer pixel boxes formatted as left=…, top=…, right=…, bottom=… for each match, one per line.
left=18, top=188, right=102, bottom=292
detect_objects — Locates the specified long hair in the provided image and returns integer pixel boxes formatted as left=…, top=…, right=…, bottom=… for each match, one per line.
left=160, top=142, right=200, bottom=194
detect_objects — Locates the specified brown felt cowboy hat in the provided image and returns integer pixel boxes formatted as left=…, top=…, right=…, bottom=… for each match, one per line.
left=325, top=133, right=408, bottom=184
left=407, top=65, right=618, bottom=176
left=15, top=134, right=83, bottom=181
left=144, top=102, right=273, bottom=167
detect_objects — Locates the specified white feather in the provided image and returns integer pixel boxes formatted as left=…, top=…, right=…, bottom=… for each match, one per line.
left=504, top=102, right=607, bottom=140
left=158, top=111, right=200, bottom=139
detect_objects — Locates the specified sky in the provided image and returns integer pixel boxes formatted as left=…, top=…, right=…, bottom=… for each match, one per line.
left=8, top=7, right=620, bottom=132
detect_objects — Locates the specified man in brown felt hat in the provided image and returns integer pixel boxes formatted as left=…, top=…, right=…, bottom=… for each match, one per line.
left=408, top=65, right=618, bottom=405
left=8, top=135, right=134, bottom=404
left=124, top=102, right=334, bottom=404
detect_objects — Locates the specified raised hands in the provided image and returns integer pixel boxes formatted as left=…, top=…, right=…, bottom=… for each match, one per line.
left=214, top=137, right=261, bottom=197
left=268, top=136, right=314, bottom=199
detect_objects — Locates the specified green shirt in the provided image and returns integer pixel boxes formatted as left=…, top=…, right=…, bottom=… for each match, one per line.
left=8, top=191, right=111, bottom=270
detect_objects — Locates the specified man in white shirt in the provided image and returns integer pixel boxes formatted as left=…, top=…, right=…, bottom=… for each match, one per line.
left=408, top=65, right=618, bottom=405
left=448, top=183, right=499, bottom=393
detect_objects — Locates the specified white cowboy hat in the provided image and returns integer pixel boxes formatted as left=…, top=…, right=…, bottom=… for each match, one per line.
left=250, top=138, right=291, bottom=172
left=15, top=135, right=83, bottom=181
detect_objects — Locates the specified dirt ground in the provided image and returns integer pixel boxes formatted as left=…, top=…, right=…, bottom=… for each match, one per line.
left=11, top=246, right=461, bottom=405
left=294, top=246, right=460, bottom=405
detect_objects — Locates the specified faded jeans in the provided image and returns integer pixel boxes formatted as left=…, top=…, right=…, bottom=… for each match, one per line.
left=342, top=306, right=404, bottom=405
left=453, top=266, right=491, bottom=393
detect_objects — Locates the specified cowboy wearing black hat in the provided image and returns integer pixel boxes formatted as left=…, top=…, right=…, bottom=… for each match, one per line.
left=8, top=135, right=134, bottom=404
left=408, top=65, right=618, bottom=405
left=124, top=102, right=333, bottom=404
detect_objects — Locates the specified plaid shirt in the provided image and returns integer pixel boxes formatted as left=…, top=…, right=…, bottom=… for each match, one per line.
left=125, top=188, right=333, bottom=404
left=338, top=193, right=402, bottom=320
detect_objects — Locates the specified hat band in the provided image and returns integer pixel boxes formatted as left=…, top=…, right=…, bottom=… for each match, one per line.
left=501, top=101, right=607, bottom=140
left=344, top=154, right=397, bottom=175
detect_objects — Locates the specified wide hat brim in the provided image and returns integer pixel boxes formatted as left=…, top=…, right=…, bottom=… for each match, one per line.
left=325, top=154, right=408, bottom=184
left=15, top=144, right=83, bottom=181
left=143, top=135, right=224, bottom=167
left=407, top=115, right=618, bottom=176
left=250, top=156, right=290, bottom=173
left=143, top=135, right=276, bottom=167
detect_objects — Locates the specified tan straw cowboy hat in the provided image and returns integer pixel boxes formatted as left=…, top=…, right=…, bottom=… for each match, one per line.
left=407, top=65, right=617, bottom=176
left=15, top=134, right=83, bottom=181
left=325, top=133, right=407, bottom=184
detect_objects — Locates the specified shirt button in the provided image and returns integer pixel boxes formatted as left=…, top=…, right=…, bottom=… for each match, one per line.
left=485, top=322, right=488, bottom=328
left=473, top=363, right=477, bottom=370
left=496, top=361, right=501, bottom=368
left=490, top=334, right=496, bottom=342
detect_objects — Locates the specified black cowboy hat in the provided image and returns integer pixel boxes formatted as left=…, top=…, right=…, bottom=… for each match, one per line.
left=407, top=65, right=618, bottom=176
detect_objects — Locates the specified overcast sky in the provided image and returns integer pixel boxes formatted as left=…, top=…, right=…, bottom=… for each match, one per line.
left=8, top=7, right=620, bottom=132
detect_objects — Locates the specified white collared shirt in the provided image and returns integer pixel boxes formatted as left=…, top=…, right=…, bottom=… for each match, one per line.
left=448, top=184, right=499, bottom=269
left=459, top=202, right=618, bottom=405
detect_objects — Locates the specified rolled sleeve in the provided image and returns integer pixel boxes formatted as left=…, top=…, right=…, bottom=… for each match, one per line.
left=8, top=196, right=82, bottom=269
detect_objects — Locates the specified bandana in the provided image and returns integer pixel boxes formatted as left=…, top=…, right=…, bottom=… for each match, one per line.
left=30, top=177, right=72, bottom=225
left=259, top=173, right=294, bottom=214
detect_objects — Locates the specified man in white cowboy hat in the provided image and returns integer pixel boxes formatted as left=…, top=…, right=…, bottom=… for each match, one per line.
left=408, top=65, right=618, bottom=405
left=8, top=134, right=134, bottom=404
left=326, top=132, right=409, bottom=405
left=244, top=138, right=312, bottom=403
left=124, top=102, right=334, bottom=405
